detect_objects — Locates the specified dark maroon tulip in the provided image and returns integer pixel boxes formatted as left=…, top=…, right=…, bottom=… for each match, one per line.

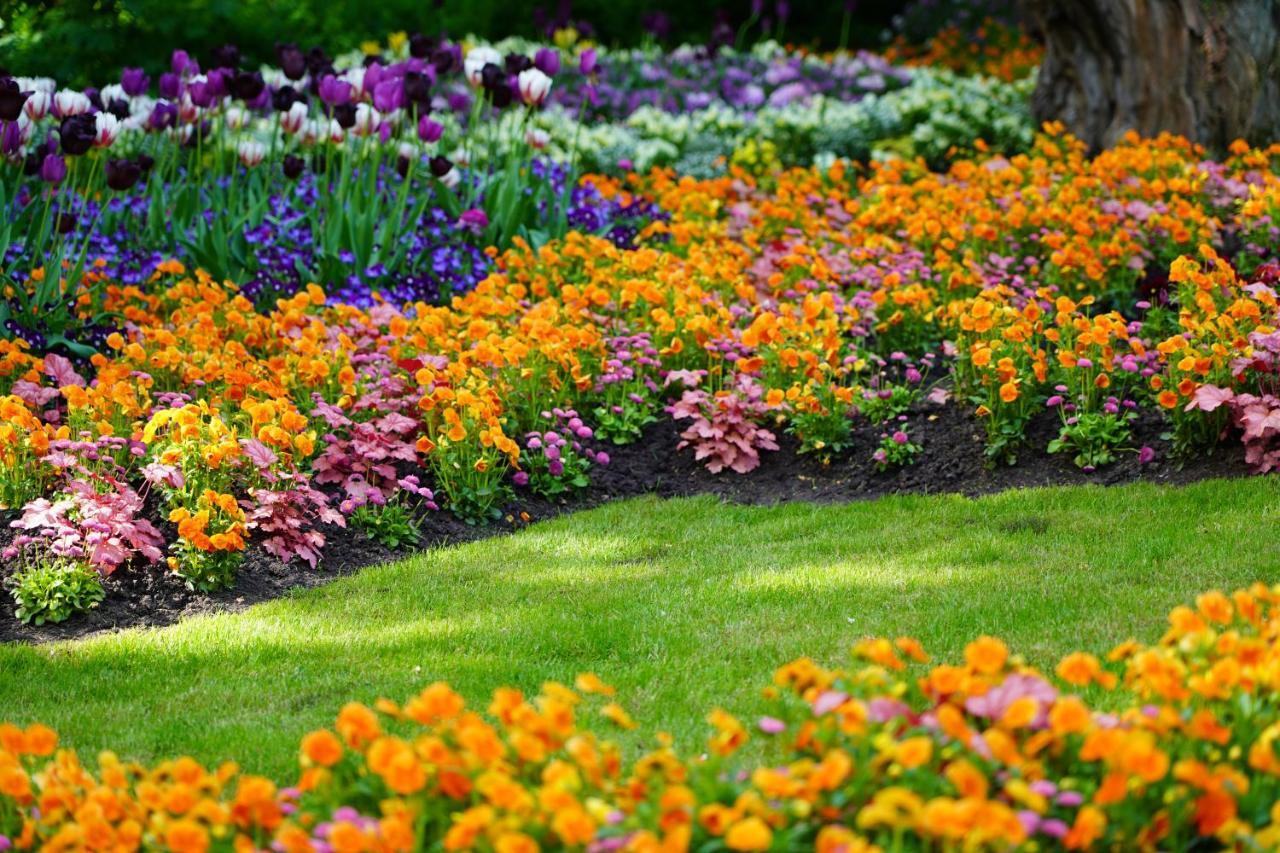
left=305, top=47, right=332, bottom=76
left=136, top=153, right=155, bottom=173
left=0, top=77, right=28, bottom=122
left=58, top=114, right=96, bottom=156
left=480, top=63, right=504, bottom=91
left=211, top=44, right=241, bottom=70
left=107, top=98, right=131, bottom=120
left=282, top=154, right=305, bottom=180
left=396, top=154, right=411, bottom=179
left=56, top=212, right=76, bottom=234
left=489, top=83, right=513, bottom=108
left=105, top=158, right=142, bottom=191
left=277, top=43, right=307, bottom=80
left=504, top=54, right=532, bottom=75
left=409, top=33, right=434, bottom=58
left=332, top=103, right=356, bottom=129
left=121, top=67, right=149, bottom=96
left=229, top=70, right=265, bottom=101
left=428, top=155, right=452, bottom=177
left=272, top=85, right=301, bottom=112
left=403, top=70, right=431, bottom=105
left=432, top=46, right=459, bottom=75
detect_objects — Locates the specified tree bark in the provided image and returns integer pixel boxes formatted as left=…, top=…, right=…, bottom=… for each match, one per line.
left=1020, top=0, right=1280, bottom=152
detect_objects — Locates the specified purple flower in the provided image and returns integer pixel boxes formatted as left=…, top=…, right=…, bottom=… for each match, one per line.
left=513, top=471, right=529, bottom=487
left=417, top=115, right=443, bottom=143
left=121, top=67, right=150, bottom=96
left=158, top=72, right=181, bottom=100
left=891, top=430, right=908, bottom=445
left=372, top=79, right=403, bottom=112
left=1138, top=445, right=1156, bottom=464
left=534, top=47, right=560, bottom=76
left=458, top=208, right=488, bottom=234
left=39, top=153, right=66, bottom=184
left=318, top=74, right=352, bottom=107
left=579, top=48, right=598, bottom=75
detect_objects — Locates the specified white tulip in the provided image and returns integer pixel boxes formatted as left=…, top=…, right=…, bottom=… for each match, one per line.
left=516, top=68, right=552, bottom=107
left=93, top=112, right=120, bottom=147
left=237, top=140, right=266, bottom=167
left=53, top=90, right=91, bottom=117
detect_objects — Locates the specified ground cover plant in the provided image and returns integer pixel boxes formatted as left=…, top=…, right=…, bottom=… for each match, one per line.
left=1, top=482, right=1280, bottom=850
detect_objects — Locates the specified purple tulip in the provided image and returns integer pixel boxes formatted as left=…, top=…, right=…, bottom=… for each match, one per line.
left=188, top=78, right=216, bottom=108
left=372, top=79, right=403, bottom=112
left=0, top=120, right=22, bottom=156
left=317, top=74, right=351, bottom=107
left=39, top=154, right=66, bottom=184
left=579, top=48, right=598, bottom=75
left=534, top=47, right=560, bottom=76
left=158, top=72, right=181, bottom=100
left=171, top=49, right=197, bottom=76
left=417, top=115, right=443, bottom=143
left=121, top=67, right=149, bottom=96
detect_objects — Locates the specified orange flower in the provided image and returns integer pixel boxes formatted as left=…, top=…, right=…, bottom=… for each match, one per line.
left=301, top=729, right=343, bottom=767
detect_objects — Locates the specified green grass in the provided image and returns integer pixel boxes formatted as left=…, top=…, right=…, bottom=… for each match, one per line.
left=2, top=478, right=1279, bottom=780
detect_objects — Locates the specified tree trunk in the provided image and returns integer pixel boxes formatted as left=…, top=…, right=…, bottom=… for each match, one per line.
left=1020, top=0, right=1280, bottom=152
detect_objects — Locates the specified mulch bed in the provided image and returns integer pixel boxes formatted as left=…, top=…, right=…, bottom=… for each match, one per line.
left=0, top=395, right=1251, bottom=644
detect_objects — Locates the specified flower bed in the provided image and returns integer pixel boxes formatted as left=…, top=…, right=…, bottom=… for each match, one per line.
left=4, top=585, right=1280, bottom=850
left=2, top=123, right=1280, bottom=631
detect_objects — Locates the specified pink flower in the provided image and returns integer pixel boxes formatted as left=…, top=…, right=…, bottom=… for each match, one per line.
left=757, top=716, right=786, bottom=734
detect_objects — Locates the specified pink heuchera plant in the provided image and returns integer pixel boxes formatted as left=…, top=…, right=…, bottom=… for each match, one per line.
left=242, top=481, right=345, bottom=569
left=666, top=374, right=780, bottom=474
left=1187, top=328, right=1280, bottom=472
left=6, top=478, right=163, bottom=575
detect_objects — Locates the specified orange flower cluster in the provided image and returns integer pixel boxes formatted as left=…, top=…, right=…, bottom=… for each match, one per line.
left=2, top=127, right=1279, bottom=566
left=8, top=585, right=1280, bottom=850
left=885, top=19, right=1043, bottom=83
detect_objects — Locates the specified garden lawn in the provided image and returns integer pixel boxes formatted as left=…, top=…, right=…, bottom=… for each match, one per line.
left=2, top=477, right=1279, bottom=779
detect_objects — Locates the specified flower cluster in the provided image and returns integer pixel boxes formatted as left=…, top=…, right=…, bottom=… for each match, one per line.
left=8, top=585, right=1280, bottom=849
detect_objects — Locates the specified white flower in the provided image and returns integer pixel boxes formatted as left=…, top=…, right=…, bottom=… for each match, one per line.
left=280, top=101, right=309, bottom=135
left=93, top=112, right=120, bottom=147
left=464, top=46, right=502, bottom=87
left=352, top=103, right=381, bottom=136
left=53, top=90, right=91, bottom=117
left=23, top=90, right=51, bottom=121
left=516, top=68, right=552, bottom=107
left=224, top=107, right=249, bottom=131
left=438, top=166, right=460, bottom=189
left=526, top=128, right=550, bottom=149
left=237, top=140, right=266, bottom=167
left=99, top=84, right=126, bottom=104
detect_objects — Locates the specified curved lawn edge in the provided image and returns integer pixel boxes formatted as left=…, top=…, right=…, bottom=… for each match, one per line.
left=1, top=476, right=1278, bottom=779
left=0, top=407, right=1252, bottom=644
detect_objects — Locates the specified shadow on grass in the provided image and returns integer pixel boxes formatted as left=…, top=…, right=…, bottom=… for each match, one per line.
left=1, top=478, right=1278, bottom=777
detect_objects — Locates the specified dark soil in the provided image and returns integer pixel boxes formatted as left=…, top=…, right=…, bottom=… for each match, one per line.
left=0, top=397, right=1253, bottom=645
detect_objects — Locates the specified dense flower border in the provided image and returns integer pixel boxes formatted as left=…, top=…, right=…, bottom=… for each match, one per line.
left=3, top=585, right=1280, bottom=850
left=4, top=128, right=1280, bottom=619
